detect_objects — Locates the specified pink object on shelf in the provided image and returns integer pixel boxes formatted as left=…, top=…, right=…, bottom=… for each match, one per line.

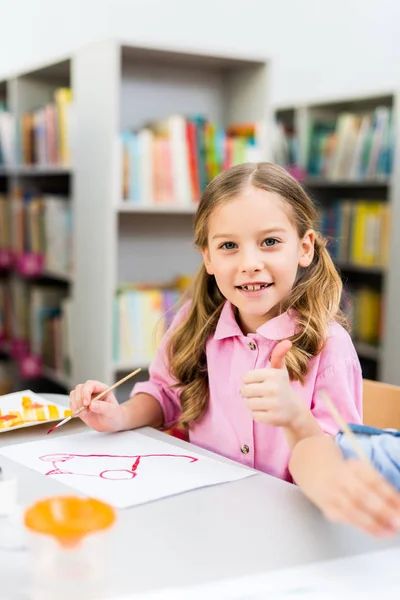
left=0, top=249, right=14, bottom=270
left=19, top=354, right=42, bottom=379
left=286, top=165, right=307, bottom=181
left=11, top=338, right=30, bottom=360
left=16, top=253, right=45, bottom=277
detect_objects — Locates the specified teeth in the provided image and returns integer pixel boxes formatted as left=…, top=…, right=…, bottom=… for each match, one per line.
left=242, top=284, right=266, bottom=291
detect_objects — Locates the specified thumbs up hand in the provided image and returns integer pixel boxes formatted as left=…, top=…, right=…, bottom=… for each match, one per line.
left=241, top=340, right=304, bottom=427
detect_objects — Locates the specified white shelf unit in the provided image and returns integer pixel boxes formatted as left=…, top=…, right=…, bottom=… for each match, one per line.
left=114, top=360, right=151, bottom=374
left=116, top=204, right=197, bottom=215
left=304, top=177, right=391, bottom=188
left=71, top=40, right=271, bottom=387
left=275, top=93, right=399, bottom=384
left=0, top=59, right=74, bottom=390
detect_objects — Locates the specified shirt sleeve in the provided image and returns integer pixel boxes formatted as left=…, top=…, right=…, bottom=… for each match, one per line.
left=130, top=302, right=191, bottom=429
left=311, top=349, right=363, bottom=436
left=336, top=431, right=400, bottom=491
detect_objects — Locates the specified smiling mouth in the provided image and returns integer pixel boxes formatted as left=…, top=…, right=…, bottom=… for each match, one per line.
left=236, top=284, right=273, bottom=291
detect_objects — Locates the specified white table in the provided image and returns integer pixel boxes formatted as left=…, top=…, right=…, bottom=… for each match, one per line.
left=1, top=394, right=399, bottom=599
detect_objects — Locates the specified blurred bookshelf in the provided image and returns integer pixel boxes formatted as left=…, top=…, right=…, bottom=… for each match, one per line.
left=106, top=42, right=270, bottom=389
left=0, top=59, right=73, bottom=392
left=273, top=94, right=399, bottom=383
left=1, top=41, right=271, bottom=394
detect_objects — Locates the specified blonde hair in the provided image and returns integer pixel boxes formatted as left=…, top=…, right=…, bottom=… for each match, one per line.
left=168, top=162, right=345, bottom=428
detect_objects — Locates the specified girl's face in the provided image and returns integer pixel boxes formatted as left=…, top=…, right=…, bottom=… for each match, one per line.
left=201, top=185, right=315, bottom=333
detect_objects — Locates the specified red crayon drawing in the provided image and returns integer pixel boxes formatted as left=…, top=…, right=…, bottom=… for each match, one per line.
left=39, top=453, right=198, bottom=480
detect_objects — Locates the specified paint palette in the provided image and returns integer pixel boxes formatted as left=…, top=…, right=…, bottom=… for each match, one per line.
left=0, top=390, right=72, bottom=433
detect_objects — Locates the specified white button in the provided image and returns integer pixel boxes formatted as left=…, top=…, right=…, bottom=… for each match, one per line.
left=248, top=341, right=257, bottom=350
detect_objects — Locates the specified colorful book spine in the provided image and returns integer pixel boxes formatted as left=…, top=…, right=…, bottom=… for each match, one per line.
left=120, top=116, right=265, bottom=206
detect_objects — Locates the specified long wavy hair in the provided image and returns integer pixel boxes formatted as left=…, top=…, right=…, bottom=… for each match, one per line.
left=167, top=162, right=345, bottom=428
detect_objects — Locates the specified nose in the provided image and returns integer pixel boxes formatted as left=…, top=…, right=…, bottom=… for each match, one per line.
left=239, top=247, right=264, bottom=275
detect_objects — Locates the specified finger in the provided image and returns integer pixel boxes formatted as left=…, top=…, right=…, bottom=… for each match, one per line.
left=242, top=368, right=269, bottom=385
left=69, top=389, right=75, bottom=411
left=241, top=382, right=277, bottom=398
left=359, top=492, right=399, bottom=535
left=81, top=380, right=109, bottom=406
left=70, top=385, right=83, bottom=411
left=348, top=461, right=400, bottom=514
left=378, top=477, right=400, bottom=512
left=325, top=503, right=392, bottom=538
left=379, top=484, right=400, bottom=521
left=335, top=468, right=399, bottom=536
left=357, top=463, right=400, bottom=513
left=363, top=472, right=400, bottom=517
left=339, top=496, right=396, bottom=537
left=270, top=340, right=292, bottom=369
left=350, top=471, right=400, bottom=532
left=246, top=396, right=273, bottom=411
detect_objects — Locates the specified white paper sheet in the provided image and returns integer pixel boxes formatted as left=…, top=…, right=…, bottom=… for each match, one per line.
left=0, top=430, right=255, bottom=508
left=113, top=546, right=400, bottom=599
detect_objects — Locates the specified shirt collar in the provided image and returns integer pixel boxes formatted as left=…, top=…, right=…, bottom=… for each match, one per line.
left=214, top=301, right=297, bottom=341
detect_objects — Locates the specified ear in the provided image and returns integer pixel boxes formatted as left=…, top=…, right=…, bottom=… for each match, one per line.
left=298, top=229, right=315, bottom=268
left=200, top=247, right=214, bottom=275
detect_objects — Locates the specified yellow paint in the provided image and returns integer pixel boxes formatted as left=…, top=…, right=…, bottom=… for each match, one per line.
left=21, top=396, right=35, bottom=422
left=21, top=396, right=33, bottom=408
left=9, top=411, right=23, bottom=427
left=48, top=405, right=60, bottom=420
left=0, top=397, right=67, bottom=430
left=34, top=407, right=46, bottom=421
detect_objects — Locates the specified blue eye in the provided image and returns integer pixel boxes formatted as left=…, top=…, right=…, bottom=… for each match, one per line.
left=262, top=238, right=278, bottom=247
left=220, top=242, right=237, bottom=250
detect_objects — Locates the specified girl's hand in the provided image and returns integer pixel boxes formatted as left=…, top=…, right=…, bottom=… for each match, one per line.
left=69, top=380, right=125, bottom=432
left=241, top=340, right=304, bottom=427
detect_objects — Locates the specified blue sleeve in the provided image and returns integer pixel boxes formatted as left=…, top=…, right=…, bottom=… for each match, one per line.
left=336, top=428, right=400, bottom=491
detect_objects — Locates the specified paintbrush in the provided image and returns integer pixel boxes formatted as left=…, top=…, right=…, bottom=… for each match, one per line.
left=318, top=390, right=369, bottom=464
left=47, top=368, right=142, bottom=434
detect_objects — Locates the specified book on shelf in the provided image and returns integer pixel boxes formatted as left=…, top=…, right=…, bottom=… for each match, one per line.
left=120, top=115, right=264, bottom=206
left=0, top=104, right=15, bottom=167
left=307, top=106, right=394, bottom=180
left=114, top=277, right=191, bottom=365
left=0, top=276, right=72, bottom=380
left=320, top=199, right=390, bottom=267
left=0, top=280, right=12, bottom=347
left=342, top=286, right=382, bottom=347
left=39, top=293, right=72, bottom=376
left=3, top=87, right=73, bottom=168
left=0, top=186, right=73, bottom=380
left=9, top=188, right=72, bottom=277
left=0, top=193, right=12, bottom=250
left=9, top=278, right=30, bottom=345
left=272, top=119, right=300, bottom=169
left=30, top=285, right=68, bottom=367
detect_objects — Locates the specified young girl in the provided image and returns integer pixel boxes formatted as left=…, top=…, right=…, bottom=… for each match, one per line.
left=70, top=162, right=362, bottom=482
left=289, top=426, right=400, bottom=537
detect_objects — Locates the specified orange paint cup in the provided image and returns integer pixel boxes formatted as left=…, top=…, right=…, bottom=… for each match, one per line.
left=24, top=495, right=116, bottom=600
